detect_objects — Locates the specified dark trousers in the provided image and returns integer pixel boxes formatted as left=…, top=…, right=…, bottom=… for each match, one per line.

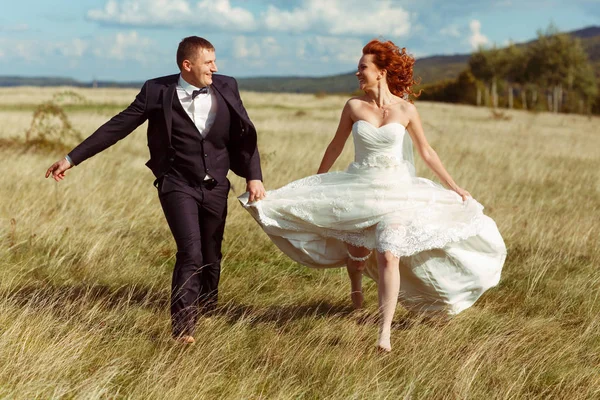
left=158, top=175, right=229, bottom=337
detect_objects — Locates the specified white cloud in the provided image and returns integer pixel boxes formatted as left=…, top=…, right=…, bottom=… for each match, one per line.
left=0, top=38, right=38, bottom=62
left=88, top=0, right=191, bottom=25
left=199, top=0, right=256, bottom=31
left=261, top=37, right=282, bottom=57
left=263, top=0, right=411, bottom=36
left=0, top=24, right=29, bottom=32
left=88, top=0, right=410, bottom=37
left=233, top=36, right=261, bottom=59
left=233, top=36, right=282, bottom=59
left=469, top=19, right=489, bottom=49
left=93, top=31, right=156, bottom=63
left=0, top=38, right=78, bottom=62
left=88, top=0, right=257, bottom=32
left=0, top=39, right=7, bottom=60
left=440, top=25, right=461, bottom=38
left=57, top=38, right=89, bottom=58
left=298, top=36, right=363, bottom=63
left=296, top=41, right=306, bottom=59
left=232, top=36, right=282, bottom=69
left=14, top=41, right=38, bottom=62
left=0, top=31, right=158, bottom=66
left=228, top=35, right=362, bottom=73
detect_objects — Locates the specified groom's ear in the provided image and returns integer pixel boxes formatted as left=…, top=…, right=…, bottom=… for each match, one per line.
left=181, top=59, right=192, bottom=72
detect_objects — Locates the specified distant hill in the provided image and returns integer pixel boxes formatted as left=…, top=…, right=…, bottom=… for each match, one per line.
left=237, top=26, right=600, bottom=93
left=571, top=26, right=600, bottom=40
left=0, top=76, right=143, bottom=89
left=0, top=76, right=82, bottom=87
left=241, top=26, right=600, bottom=93
left=1, top=26, right=598, bottom=92
left=235, top=54, right=470, bottom=94
left=576, top=27, right=600, bottom=78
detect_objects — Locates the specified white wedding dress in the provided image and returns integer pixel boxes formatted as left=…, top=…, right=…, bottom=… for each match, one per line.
left=239, top=120, right=506, bottom=315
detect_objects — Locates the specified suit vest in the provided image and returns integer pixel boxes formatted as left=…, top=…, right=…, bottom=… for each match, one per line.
left=168, top=89, right=231, bottom=186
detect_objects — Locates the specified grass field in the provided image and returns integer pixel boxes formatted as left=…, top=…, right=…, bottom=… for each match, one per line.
left=0, top=87, right=599, bottom=399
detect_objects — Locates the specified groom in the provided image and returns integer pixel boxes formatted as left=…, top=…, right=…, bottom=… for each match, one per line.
left=45, top=36, right=265, bottom=343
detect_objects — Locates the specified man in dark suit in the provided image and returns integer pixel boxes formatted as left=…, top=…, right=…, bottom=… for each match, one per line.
left=45, top=36, right=265, bottom=344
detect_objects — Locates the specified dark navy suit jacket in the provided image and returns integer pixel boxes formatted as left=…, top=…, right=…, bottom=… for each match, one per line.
left=68, top=74, right=262, bottom=184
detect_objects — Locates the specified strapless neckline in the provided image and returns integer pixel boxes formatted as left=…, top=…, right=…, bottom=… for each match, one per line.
left=353, top=120, right=407, bottom=130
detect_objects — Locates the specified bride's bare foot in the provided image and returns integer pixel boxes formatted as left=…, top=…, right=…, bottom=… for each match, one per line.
left=377, top=345, right=392, bottom=353
left=350, top=291, right=364, bottom=309
left=175, top=335, right=195, bottom=345
left=377, top=329, right=392, bottom=352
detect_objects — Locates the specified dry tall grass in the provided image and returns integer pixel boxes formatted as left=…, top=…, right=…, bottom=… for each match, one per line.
left=0, top=88, right=599, bottom=399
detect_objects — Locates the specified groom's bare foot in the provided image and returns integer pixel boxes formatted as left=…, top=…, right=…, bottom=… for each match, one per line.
left=175, top=335, right=195, bottom=345
left=350, top=291, right=364, bottom=309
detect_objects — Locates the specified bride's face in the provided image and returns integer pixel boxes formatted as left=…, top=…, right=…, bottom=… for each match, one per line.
left=355, top=54, right=382, bottom=91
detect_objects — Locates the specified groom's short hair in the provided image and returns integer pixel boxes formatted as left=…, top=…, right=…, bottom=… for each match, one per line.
left=177, top=36, right=215, bottom=69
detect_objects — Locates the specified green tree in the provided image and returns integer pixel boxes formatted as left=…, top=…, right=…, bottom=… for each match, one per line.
left=499, top=43, right=527, bottom=109
left=469, top=46, right=506, bottom=108
left=525, top=24, right=597, bottom=113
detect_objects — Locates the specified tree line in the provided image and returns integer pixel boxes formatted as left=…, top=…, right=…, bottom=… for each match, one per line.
left=418, top=25, right=599, bottom=115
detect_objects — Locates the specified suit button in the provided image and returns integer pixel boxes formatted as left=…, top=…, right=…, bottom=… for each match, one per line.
left=206, top=168, right=210, bottom=171
left=204, top=154, right=208, bottom=157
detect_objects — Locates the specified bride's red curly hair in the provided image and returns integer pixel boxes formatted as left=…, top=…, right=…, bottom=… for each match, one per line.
left=362, top=39, right=420, bottom=101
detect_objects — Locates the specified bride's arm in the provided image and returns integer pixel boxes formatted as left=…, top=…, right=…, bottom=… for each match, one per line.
left=406, top=103, right=471, bottom=201
left=317, top=101, right=354, bottom=174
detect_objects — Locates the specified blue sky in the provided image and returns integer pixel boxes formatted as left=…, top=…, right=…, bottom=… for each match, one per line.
left=1, top=0, right=598, bottom=82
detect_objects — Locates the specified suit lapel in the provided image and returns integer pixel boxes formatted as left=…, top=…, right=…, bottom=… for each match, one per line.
left=211, top=79, right=231, bottom=105
left=162, top=82, right=177, bottom=143
left=211, top=79, right=249, bottom=125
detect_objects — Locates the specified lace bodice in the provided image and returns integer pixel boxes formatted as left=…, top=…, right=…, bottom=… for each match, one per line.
left=350, top=120, right=415, bottom=174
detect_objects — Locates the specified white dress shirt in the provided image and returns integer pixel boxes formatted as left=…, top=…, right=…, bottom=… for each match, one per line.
left=176, top=75, right=217, bottom=180
left=176, top=75, right=217, bottom=137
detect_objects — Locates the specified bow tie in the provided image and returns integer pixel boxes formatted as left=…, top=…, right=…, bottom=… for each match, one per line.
left=192, top=87, right=209, bottom=99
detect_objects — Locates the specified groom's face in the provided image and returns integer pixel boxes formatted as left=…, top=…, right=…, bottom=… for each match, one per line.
left=183, top=48, right=218, bottom=88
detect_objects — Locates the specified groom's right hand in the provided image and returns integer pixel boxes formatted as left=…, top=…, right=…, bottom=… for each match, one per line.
left=45, top=158, right=73, bottom=182
left=246, top=180, right=266, bottom=202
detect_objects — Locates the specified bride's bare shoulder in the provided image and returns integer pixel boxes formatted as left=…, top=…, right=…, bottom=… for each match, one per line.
left=396, top=97, right=414, bottom=109
left=346, top=96, right=369, bottom=111
left=347, top=95, right=367, bottom=104
left=397, top=98, right=418, bottom=116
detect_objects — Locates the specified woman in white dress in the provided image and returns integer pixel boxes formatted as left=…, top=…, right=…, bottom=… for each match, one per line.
left=239, top=39, right=506, bottom=352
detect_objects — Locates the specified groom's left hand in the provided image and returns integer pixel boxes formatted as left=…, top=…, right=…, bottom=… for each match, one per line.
left=247, top=180, right=266, bottom=202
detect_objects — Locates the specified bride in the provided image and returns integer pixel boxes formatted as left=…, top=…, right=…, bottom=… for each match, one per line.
left=239, top=39, right=506, bottom=352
